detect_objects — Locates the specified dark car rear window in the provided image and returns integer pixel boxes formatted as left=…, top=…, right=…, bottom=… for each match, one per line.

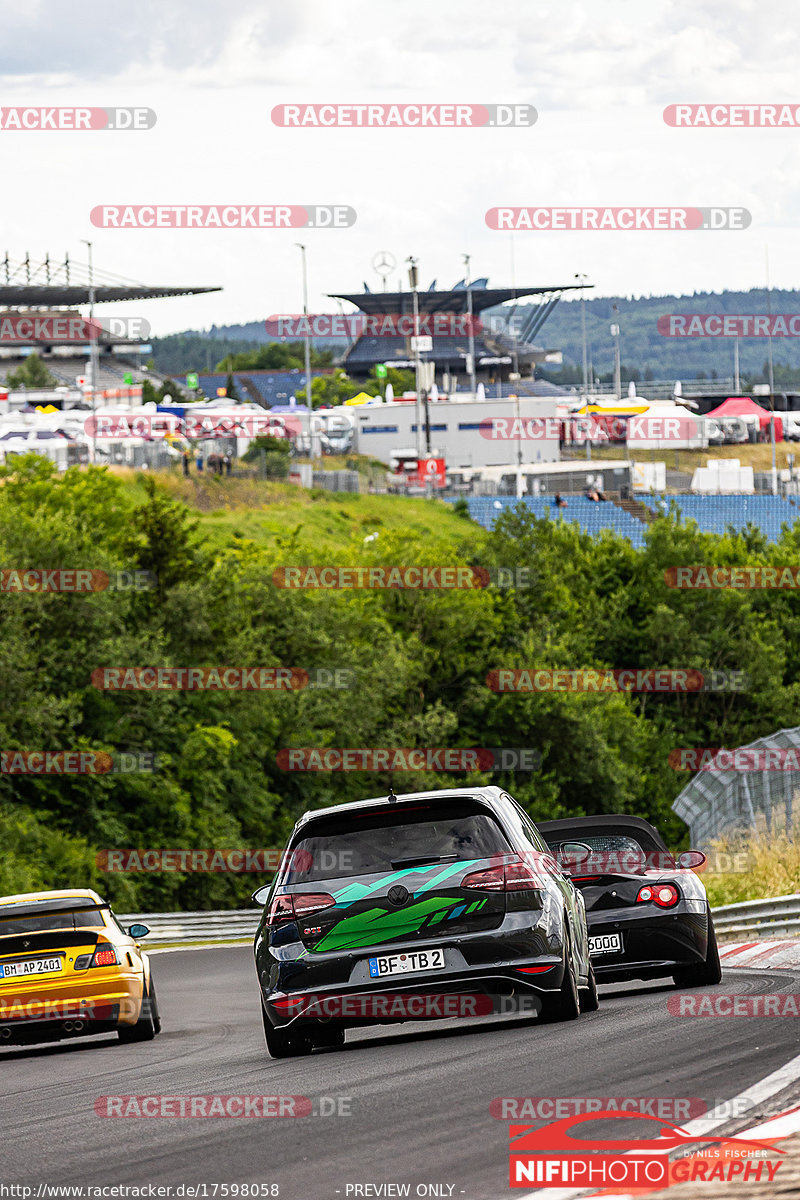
left=541, top=825, right=676, bottom=871
left=545, top=833, right=646, bottom=856
left=0, top=909, right=107, bottom=936
left=283, top=800, right=512, bottom=884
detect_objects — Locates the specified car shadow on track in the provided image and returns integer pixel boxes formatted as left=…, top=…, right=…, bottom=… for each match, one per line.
left=327, top=1010, right=606, bottom=1054
left=0, top=1033, right=120, bottom=1061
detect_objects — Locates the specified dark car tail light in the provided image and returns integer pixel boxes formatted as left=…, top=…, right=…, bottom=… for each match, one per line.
left=75, top=945, right=119, bottom=969
left=637, top=883, right=680, bottom=908
left=267, top=892, right=336, bottom=926
left=462, top=857, right=543, bottom=893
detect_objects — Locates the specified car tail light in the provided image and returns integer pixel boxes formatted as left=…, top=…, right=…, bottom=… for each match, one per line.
left=75, top=945, right=119, bottom=969
left=267, top=892, right=336, bottom=925
left=293, top=893, right=336, bottom=918
left=637, top=883, right=680, bottom=908
left=518, top=964, right=556, bottom=974
left=461, top=864, right=506, bottom=891
left=92, top=946, right=118, bottom=966
left=462, top=857, right=543, bottom=892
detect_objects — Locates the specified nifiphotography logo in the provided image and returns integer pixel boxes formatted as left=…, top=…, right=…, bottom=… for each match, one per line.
left=507, top=1109, right=784, bottom=1188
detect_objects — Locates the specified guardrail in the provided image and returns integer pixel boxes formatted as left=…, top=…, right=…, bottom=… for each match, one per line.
left=710, top=893, right=800, bottom=939
left=117, top=910, right=261, bottom=943
left=121, top=895, right=800, bottom=946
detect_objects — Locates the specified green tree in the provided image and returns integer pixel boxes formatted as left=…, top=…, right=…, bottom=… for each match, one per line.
left=224, top=370, right=240, bottom=402
left=214, top=343, right=335, bottom=372
left=241, top=435, right=292, bottom=478
left=6, top=352, right=58, bottom=389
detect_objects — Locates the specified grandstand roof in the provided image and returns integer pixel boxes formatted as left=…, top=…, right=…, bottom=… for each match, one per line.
left=328, top=284, right=585, bottom=316
left=0, top=254, right=220, bottom=307
left=0, top=284, right=220, bottom=306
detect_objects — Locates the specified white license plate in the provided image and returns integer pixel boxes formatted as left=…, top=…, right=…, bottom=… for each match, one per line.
left=0, top=956, right=62, bottom=980
left=589, top=934, right=623, bottom=956
left=368, top=949, right=445, bottom=978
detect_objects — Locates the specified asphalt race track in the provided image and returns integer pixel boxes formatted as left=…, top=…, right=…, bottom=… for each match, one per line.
left=3, top=947, right=800, bottom=1199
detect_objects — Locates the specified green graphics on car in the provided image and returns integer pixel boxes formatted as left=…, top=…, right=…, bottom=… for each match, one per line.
left=310, top=861, right=488, bottom=953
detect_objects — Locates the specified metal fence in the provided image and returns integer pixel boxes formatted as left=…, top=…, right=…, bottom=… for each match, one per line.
left=672, top=726, right=800, bottom=847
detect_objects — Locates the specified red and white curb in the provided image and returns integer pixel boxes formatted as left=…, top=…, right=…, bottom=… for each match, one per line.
left=720, top=939, right=800, bottom=969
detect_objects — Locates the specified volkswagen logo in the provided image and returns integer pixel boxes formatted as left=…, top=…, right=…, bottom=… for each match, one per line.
left=387, top=884, right=410, bottom=907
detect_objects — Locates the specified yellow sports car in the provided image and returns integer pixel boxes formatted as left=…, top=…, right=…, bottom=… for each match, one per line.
left=0, top=888, right=160, bottom=1047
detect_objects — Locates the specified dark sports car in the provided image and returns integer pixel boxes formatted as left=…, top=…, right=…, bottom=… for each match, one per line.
left=536, top=815, right=722, bottom=988
left=253, top=786, right=598, bottom=1057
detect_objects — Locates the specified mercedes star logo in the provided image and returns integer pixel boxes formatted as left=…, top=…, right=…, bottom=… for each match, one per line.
left=372, top=250, right=396, bottom=277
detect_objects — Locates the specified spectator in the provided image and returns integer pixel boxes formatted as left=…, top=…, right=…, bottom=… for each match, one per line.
left=196, top=452, right=204, bottom=473
left=224, top=454, right=232, bottom=476
left=553, top=493, right=567, bottom=508
left=182, top=450, right=190, bottom=477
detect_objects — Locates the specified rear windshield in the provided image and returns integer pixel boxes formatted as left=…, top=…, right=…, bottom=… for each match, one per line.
left=542, top=827, right=675, bottom=870
left=545, top=833, right=646, bottom=856
left=283, top=801, right=512, bottom=883
left=0, top=909, right=107, bottom=936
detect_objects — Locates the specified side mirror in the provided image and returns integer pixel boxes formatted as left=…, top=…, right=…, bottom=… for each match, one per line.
left=678, top=850, right=707, bottom=871
left=252, top=885, right=272, bottom=907
left=128, top=923, right=150, bottom=939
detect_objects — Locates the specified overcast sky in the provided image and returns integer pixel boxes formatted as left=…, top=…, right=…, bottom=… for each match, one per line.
left=1, top=0, right=798, bottom=336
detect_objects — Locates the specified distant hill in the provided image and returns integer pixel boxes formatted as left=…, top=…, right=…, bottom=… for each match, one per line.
left=151, top=289, right=800, bottom=381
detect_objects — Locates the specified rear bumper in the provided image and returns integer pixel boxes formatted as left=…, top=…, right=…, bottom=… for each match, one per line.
left=0, top=972, right=144, bottom=1038
left=587, top=904, right=709, bottom=982
left=262, top=961, right=566, bottom=1030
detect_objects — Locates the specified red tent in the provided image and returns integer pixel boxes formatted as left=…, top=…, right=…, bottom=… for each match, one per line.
left=705, top=396, right=783, bottom=440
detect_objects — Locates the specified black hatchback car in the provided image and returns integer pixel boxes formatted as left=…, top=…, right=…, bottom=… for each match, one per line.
left=537, top=815, right=722, bottom=989
left=253, top=787, right=598, bottom=1056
